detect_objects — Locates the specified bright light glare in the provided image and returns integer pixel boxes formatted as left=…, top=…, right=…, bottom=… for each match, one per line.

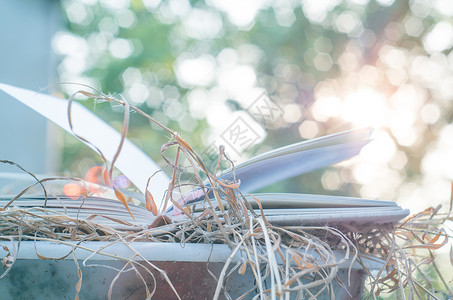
left=174, top=55, right=216, bottom=87
left=423, top=21, right=453, bottom=54
left=421, top=103, right=441, bottom=124
left=312, top=96, right=342, bottom=122
left=183, top=9, right=223, bottom=39
left=217, top=65, right=257, bottom=96
left=65, top=2, right=89, bottom=24
left=143, top=0, right=161, bottom=10
left=361, top=130, right=397, bottom=164
left=376, top=0, right=395, bottom=6
left=207, top=0, right=266, bottom=28
left=421, top=125, right=453, bottom=179
left=109, top=38, right=134, bottom=59
left=127, top=83, right=149, bottom=105
left=341, top=88, right=387, bottom=127
left=99, top=0, right=130, bottom=10
left=434, top=0, right=453, bottom=16
left=117, top=10, right=136, bottom=28
left=302, top=0, right=341, bottom=23
left=52, top=32, right=88, bottom=57
left=335, top=11, right=360, bottom=34
left=298, top=120, right=319, bottom=139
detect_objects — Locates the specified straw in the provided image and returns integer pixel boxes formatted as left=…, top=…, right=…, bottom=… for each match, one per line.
left=1, top=90, right=452, bottom=299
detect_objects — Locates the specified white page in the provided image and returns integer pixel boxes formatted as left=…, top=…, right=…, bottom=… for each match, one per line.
left=0, top=83, right=170, bottom=207
left=219, top=139, right=369, bottom=192
left=242, top=193, right=397, bottom=209
left=168, top=130, right=372, bottom=213
left=232, top=127, right=371, bottom=169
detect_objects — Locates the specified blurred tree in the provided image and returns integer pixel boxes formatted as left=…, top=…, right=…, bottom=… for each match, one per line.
left=55, top=0, right=453, bottom=215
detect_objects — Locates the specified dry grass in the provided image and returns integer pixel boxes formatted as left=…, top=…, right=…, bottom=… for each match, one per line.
left=0, top=88, right=452, bottom=299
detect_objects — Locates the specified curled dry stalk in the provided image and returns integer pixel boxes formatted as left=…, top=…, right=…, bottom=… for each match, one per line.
left=1, top=89, right=452, bottom=299
left=359, top=191, right=453, bottom=299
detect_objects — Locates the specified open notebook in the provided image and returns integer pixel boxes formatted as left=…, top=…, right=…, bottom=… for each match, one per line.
left=0, top=83, right=409, bottom=226
left=0, top=193, right=408, bottom=227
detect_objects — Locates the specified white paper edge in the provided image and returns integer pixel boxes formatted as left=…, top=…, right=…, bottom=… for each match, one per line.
left=233, top=127, right=372, bottom=169
left=0, top=83, right=170, bottom=207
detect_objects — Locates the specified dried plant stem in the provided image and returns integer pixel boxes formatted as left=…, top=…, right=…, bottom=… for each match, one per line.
left=1, top=89, right=451, bottom=299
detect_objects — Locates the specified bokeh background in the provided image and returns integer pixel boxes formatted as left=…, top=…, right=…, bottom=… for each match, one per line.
left=0, top=1, right=452, bottom=296
left=52, top=0, right=453, bottom=216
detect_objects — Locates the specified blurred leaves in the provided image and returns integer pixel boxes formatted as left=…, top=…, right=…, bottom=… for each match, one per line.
left=56, top=0, right=453, bottom=207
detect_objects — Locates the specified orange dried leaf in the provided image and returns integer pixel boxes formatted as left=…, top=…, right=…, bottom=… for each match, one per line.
left=292, top=254, right=304, bottom=269
left=114, top=187, right=135, bottom=221
left=238, top=261, right=247, bottom=275
left=405, top=230, right=448, bottom=250
left=426, top=231, right=441, bottom=244
left=149, top=215, right=172, bottom=228
left=145, top=191, right=158, bottom=216
left=86, top=214, right=133, bottom=226
left=292, top=254, right=315, bottom=269
left=216, top=180, right=240, bottom=189
left=251, top=195, right=268, bottom=225
left=175, top=135, right=193, bottom=152
left=399, top=207, right=434, bottom=226
left=377, top=268, right=397, bottom=283
left=395, top=230, right=412, bottom=239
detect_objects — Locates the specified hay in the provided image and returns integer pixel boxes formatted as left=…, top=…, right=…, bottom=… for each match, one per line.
left=1, top=89, right=452, bottom=299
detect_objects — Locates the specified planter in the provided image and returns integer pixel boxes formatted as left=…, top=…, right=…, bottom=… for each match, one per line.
left=0, top=241, right=384, bottom=300
left=0, top=201, right=408, bottom=299
left=0, top=176, right=409, bottom=299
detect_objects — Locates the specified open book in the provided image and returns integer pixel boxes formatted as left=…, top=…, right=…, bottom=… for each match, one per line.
left=0, top=83, right=409, bottom=226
